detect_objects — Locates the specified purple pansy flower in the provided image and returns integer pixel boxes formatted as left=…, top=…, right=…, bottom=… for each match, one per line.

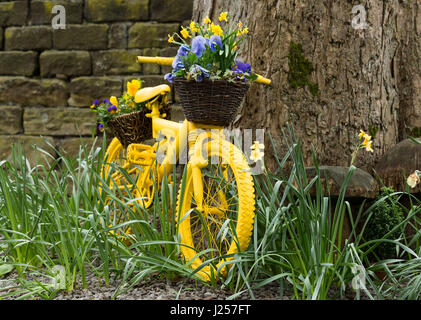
left=189, top=64, right=210, bottom=82
left=107, top=105, right=117, bottom=113
left=172, top=55, right=185, bottom=71
left=164, top=72, right=177, bottom=84
left=177, top=44, right=191, bottom=57
left=209, top=35, right=223, bottom=52
left=233, top=60, right=251, bottom=74
left=232, top=60, right=252, bottom=81
left=98, top=124, right=104, bottom=132
left=93, top=99, right=99, bottom=105
left=191, top=36, right=207, bottom=58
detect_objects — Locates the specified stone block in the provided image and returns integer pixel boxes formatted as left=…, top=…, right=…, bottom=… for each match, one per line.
left=24, top=107, right=96, bottom=136
left=84, top=0, right=148, bottom=22
left=128, top=23, right=179, bottom=49
left=92, top=49, right=142, bottom=75
left=108, top=23, right=128, bottom=49
left=0, top=1, right=28, bottom=27
left=0, top=135, right=56, bottom=165
left=375, top=138, right=421, bottom=193
left=40, top=50, right=91, bottom=77
left=0, top=106, right=22, bottom=134
left=142, top=48, right=161, bottom=75
left=170, top=104, right=184, bottom=123
left=30, top=0, right=83, bottom=25
left=0, top=52, right=37, bottom=76
left=53, top=24, right=108, bottom=50
left=69, top=76, right=122, bottom=107
left=55, top=136, right=101, bottom=159
left=160, top=47, right=177, bottom=74
left=150, top=0, right=193, bottom=22
left=5, top=26, right=52, bottom=50
left=0, top=77, right=68, bottom=107
left=305, top=166, right=378, bottom=199
left=135, top=75, right=166, bottom=88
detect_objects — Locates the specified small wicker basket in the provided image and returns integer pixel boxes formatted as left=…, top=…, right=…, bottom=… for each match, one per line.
left=107, top=110, right=152, bottom=148
left=174, top=79, right=249, bottom=126
left=107, top=105, right=171, bottom=148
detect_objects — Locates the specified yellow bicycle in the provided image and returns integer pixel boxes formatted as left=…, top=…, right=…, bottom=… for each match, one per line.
left=101, top=56, right=271, bottom=280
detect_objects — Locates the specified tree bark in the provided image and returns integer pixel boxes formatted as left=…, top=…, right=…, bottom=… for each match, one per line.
left=193, top=0, right=421, bottom=172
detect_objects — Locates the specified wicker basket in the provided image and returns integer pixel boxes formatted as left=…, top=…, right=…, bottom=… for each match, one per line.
left=174, top=79, right=249, bottom=126
left=107, top=106, right=171, bottom=148
left=107, top=110, right=152, bottom=148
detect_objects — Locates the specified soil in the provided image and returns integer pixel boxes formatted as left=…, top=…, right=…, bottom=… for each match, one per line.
left=0, top=271, right=374, bottom=300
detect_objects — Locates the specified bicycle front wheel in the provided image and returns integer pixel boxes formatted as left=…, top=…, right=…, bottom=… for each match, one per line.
left=176, top=137, right=255, bottom=280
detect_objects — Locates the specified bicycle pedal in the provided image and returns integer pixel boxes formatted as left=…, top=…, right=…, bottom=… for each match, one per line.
left=127, top=143, right=156, bottom=165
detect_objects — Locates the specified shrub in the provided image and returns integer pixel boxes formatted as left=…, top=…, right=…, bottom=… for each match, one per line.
left=364, top=187, right=404, bottom=260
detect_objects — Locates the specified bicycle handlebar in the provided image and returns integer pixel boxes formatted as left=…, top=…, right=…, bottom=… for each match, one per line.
left=137, top=56, right=271, bottom=85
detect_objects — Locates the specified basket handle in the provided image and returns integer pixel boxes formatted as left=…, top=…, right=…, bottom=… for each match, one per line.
left=137, top=56, right=271, bottom=85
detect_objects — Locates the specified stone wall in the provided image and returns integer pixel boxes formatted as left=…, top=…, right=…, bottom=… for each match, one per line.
left=0, top=0, right=191, bottom=162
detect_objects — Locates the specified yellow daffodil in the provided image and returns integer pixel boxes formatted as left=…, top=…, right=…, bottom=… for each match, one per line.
left=238, top=21, right=243, bottom=29
left=251, top=141, right=265, bottom=151
left=210, top=23, right=223, bottom=36
left=407, top=171, right=421, bottom=188
left=358, top=129, right=370, bottom=140
left=127, top=79, right=141, bottom=97
left=219, top=12, right=228, bottom=22
left=181, top=26, right=191, bottom=39
left=250, top=149, right=264, bottom=162
left=190, top=21, right=198, bottom=33
left=250, top=141, right=265, bottom=162
left=358, top=129, right=373, bottom=152
left=361, top=137, right=373, bottom=152
left=90, top=104, right=95, bottom=109
left=168, top=34, right=174, bottom=43
left=237, top=26, right=249, bottom=37
left=110, top=96, right=118, bottom=107
left=203, top=17, right=211, bottom=24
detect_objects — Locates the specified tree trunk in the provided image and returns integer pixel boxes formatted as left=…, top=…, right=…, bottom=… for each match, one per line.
left=193, top=0, right=421, bottom=172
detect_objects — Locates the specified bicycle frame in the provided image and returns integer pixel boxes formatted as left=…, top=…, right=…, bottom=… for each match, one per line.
left=145, top=96, right=225, bottom=209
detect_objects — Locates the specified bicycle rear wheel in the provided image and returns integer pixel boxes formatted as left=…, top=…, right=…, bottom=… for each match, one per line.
left=176, top=136, right=255, bottom=280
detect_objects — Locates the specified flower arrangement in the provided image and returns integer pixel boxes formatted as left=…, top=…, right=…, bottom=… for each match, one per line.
left=90, top=79, right=146, bottom=132
left=165, top=12, right=258, bottom=84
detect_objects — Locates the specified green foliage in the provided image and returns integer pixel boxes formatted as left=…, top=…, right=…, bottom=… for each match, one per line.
left=2, top=127, right=421, bottom=300
left=368, top=125, right=379, bottom=140
left=363, top=187, right=403, bottom=260
left=288, top=41, right=319, bottom=96
left=411, top=127, right=421, bottom=138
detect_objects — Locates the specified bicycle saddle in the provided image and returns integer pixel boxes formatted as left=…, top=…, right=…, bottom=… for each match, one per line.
left=134, top=84, right=171, bottom=104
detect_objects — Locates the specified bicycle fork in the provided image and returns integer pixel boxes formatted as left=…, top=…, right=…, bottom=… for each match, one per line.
left=188, top=128, right=228, bottom=217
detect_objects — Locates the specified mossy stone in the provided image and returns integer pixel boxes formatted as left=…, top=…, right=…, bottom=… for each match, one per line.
left=129, top=23, right=179, bottom=49
left=85, top=0, right=148, bottom=22
left=91, top=49, right=142, bottom=75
